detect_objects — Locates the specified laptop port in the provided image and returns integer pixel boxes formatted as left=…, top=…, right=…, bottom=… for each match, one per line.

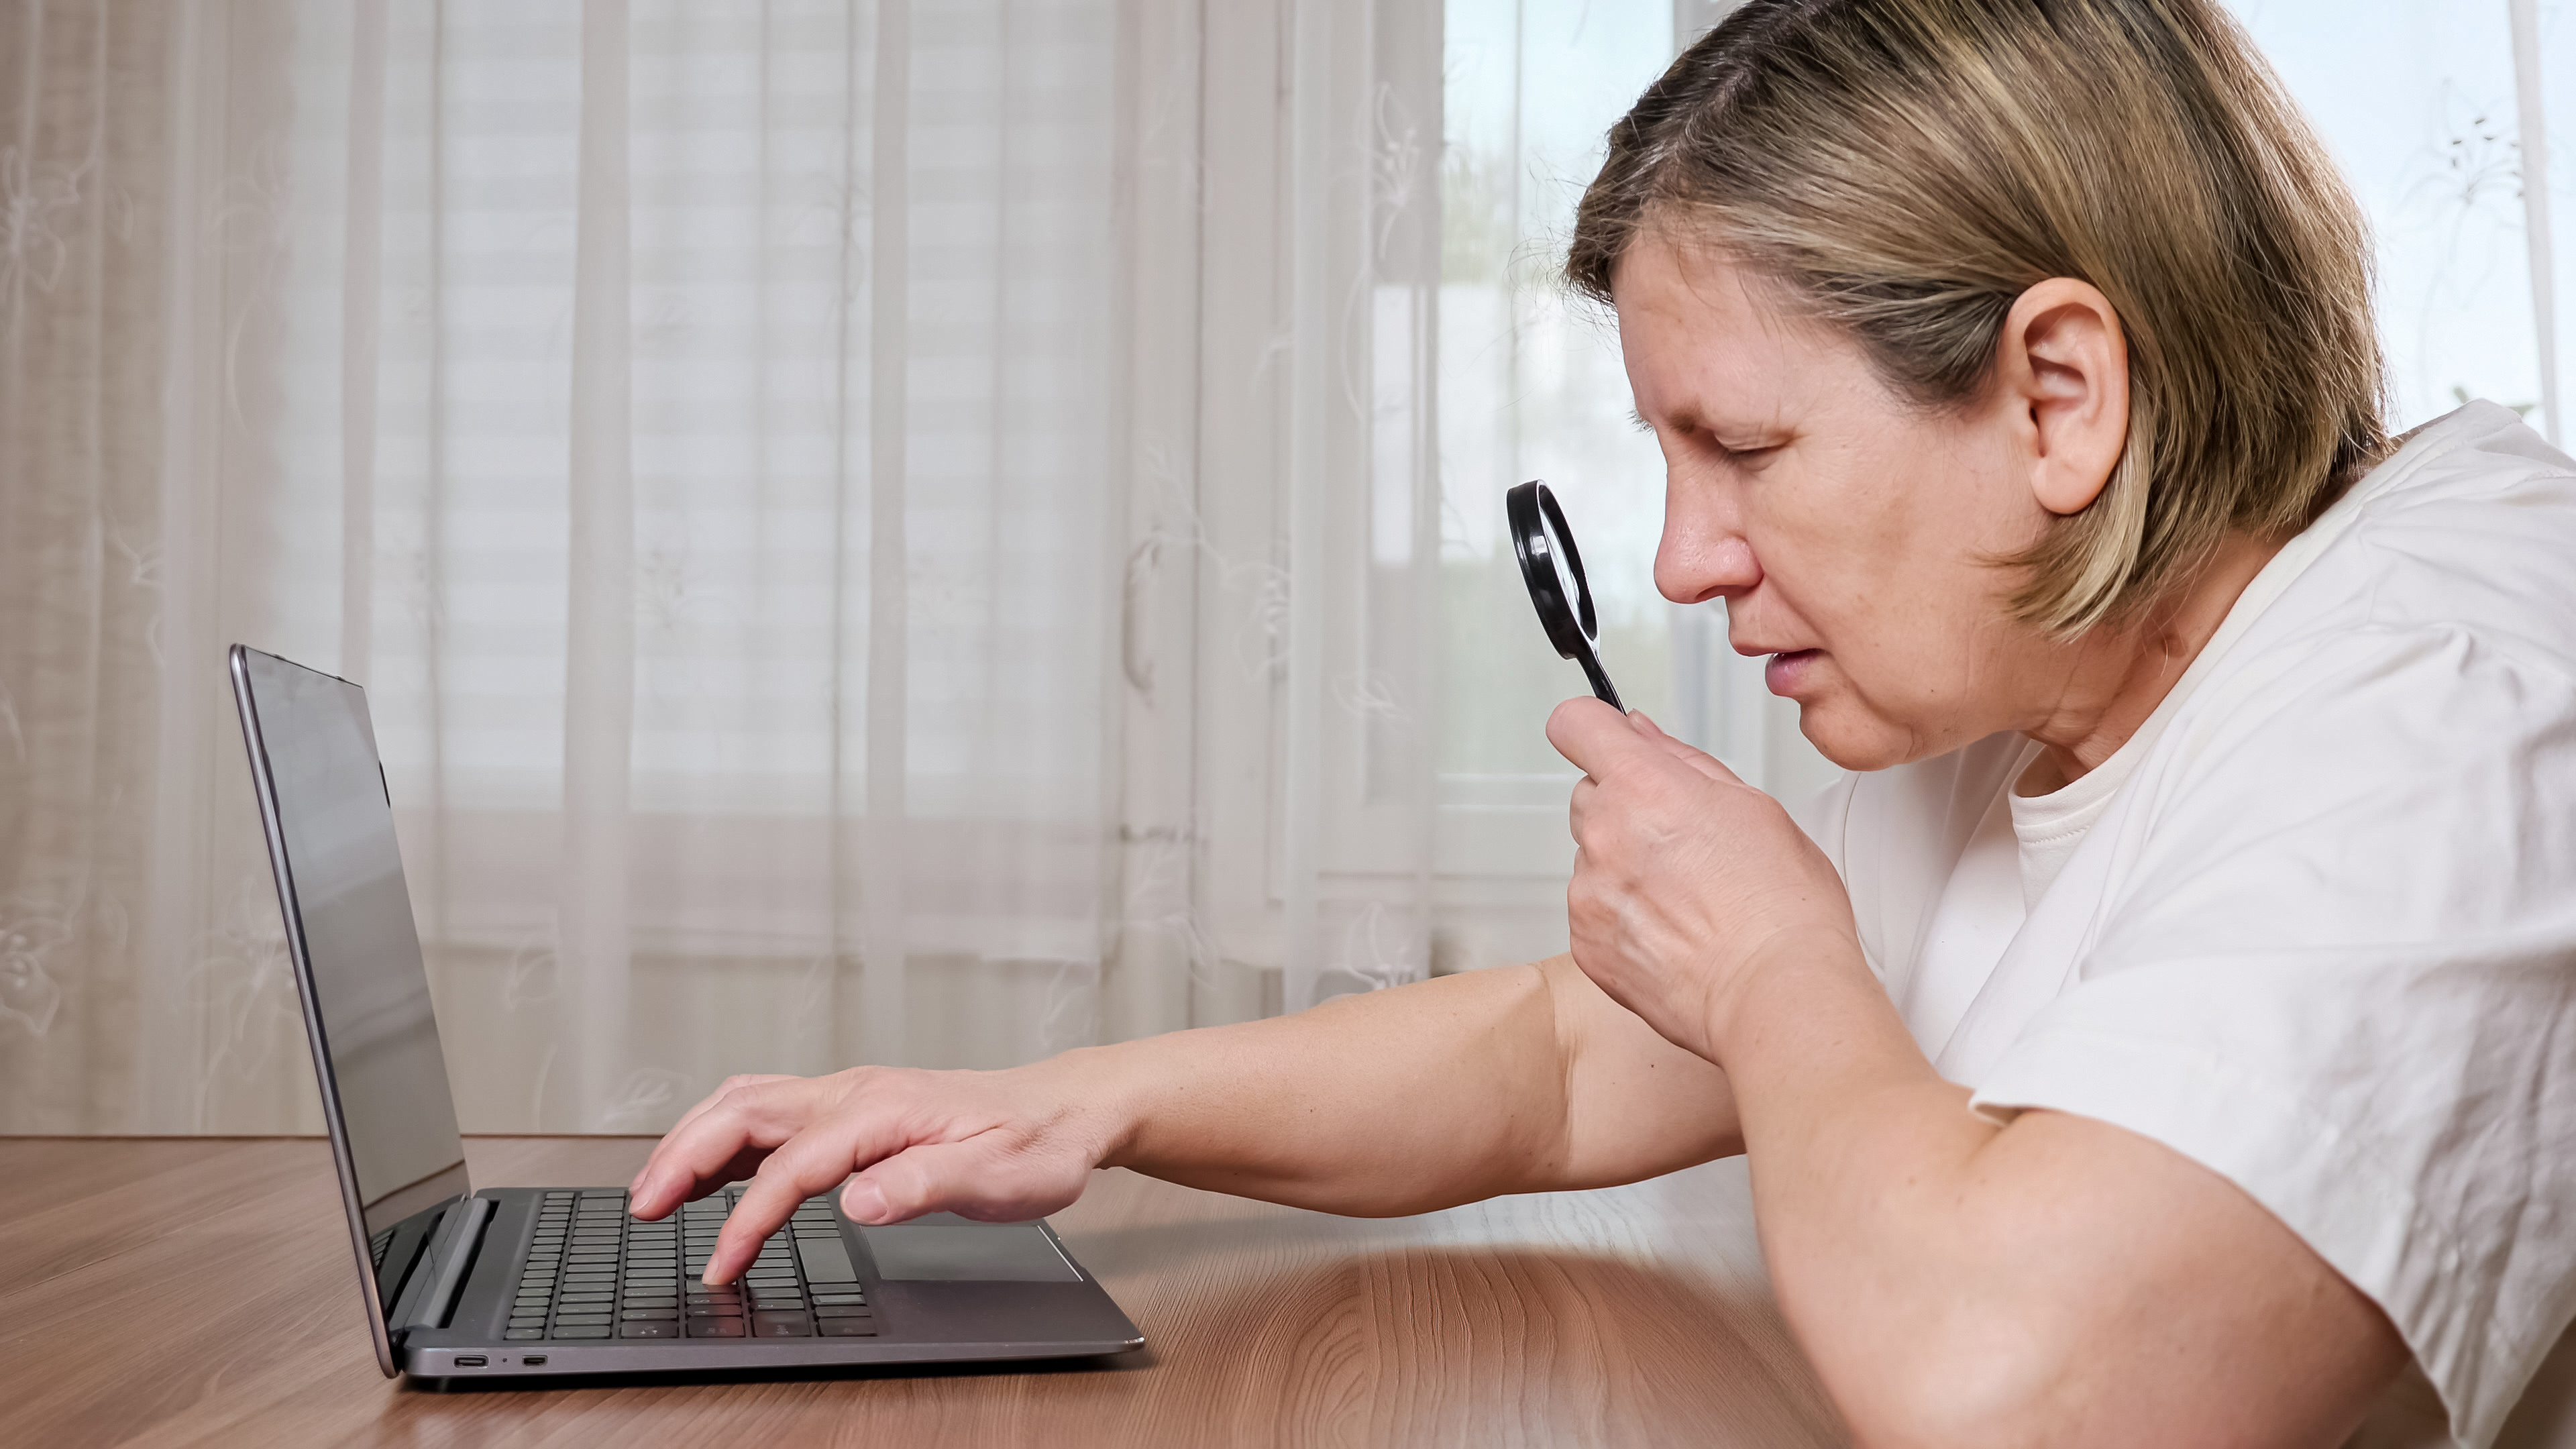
left=455, top=1356, right=487, bottom=1367
left=524, top=1354, right=547, bottom=1366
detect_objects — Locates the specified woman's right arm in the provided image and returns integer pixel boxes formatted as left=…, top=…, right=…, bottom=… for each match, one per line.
left=628, top=954, right=1741, bottom=1285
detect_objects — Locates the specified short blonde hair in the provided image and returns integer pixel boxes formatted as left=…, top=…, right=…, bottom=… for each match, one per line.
left=1568, top=0, right=2387, bottom=634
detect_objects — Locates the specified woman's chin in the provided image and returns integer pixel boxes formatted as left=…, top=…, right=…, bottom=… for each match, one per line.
left=1794, top=703, right=1915, bottom=774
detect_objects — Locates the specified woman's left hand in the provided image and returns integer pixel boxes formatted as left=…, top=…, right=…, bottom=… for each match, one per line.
left=1546, top=698, right=1858, bottom=1062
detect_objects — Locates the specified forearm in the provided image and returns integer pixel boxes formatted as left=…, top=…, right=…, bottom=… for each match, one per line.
left=1077, top=955, right=1739, bottom=1217
left=1711, top=937, right=2403, bottom=1448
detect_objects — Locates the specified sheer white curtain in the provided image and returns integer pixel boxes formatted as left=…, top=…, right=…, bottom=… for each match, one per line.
left=0, top=0, right=1443, bottom=1133
left=5, top=0, right=2565, bottom=1136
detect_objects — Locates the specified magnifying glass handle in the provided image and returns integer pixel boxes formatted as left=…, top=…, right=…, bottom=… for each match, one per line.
left=1578, top=650, right=1625, bottom=714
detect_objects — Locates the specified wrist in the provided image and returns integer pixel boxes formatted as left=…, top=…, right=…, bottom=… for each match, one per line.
left=1704, top=924, right=1875, bottom=1065
left=1020, top=1040, right=1152, bottom=1173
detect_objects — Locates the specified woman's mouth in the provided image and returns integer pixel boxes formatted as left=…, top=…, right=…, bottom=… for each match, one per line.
left=1764, top=649, right=1820, bottom=695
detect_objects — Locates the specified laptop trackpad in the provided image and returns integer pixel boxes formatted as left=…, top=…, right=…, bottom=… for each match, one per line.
left=860, top=1216, right=1082, bottom=1281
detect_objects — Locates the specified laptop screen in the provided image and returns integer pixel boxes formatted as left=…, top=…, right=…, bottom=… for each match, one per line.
left=235, top=648, right=468, bottom=1289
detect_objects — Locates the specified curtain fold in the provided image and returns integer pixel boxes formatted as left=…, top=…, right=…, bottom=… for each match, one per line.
left=0, top=0, right=1452, bottom=1134
left=9, top=0, right=2559, bottom=1134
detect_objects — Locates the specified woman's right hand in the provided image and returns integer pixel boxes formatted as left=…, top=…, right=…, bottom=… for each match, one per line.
left=625, top=1055, right=1124, bottom=1285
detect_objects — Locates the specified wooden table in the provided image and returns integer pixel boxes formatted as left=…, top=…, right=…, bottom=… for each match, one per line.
left=0, top=1136, right=1843, bottom=1446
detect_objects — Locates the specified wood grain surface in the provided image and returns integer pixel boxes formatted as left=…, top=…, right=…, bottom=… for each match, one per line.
left=0, top=1136, right=1843, bottom=1447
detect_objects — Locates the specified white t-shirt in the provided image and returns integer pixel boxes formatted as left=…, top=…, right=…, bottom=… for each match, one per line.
left=1796, top=402, right=2576, bottom=1449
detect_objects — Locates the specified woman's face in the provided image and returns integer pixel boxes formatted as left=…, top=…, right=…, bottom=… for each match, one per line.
left=1614, top=232, right=2074, bottom=771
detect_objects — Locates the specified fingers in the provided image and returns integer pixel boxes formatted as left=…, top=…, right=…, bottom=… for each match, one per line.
left=629, top=1074, right=828, bottom=1222
left=700, top=1083, right=927, bottom=1284
left=629, top=1073, right=795, bottom=1216
left=1545, top=696, right=1641, bottom=778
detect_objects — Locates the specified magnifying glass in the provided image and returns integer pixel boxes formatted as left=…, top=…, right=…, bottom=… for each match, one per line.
left=1507, top=480, right=1624, bottom=713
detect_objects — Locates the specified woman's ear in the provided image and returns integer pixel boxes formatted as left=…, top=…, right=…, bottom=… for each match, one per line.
left=1996, top=278, right=2130, bottom=516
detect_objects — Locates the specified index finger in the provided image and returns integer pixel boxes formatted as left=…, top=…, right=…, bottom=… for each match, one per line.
left=629, top=1075, right=828, bottom=1222
left=700, top=1089, right=926, bottom=1285
left=630, top=1073, right=794, bottom=1210
left=1627, top=709, right=1742, bottom=785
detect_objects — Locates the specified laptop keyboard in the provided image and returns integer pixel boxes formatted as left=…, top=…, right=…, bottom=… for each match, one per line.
left=503, top=1186, right=877, bottom=1341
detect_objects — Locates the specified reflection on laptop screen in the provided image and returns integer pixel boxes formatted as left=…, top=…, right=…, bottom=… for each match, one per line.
left=238, top=649, right=466, bottom=1246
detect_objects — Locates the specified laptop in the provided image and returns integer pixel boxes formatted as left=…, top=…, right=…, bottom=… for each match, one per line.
left=229, top=644, right=1145, bottom=1383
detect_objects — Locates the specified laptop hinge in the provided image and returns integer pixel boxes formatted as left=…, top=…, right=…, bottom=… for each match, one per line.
left=394, top=1195, right=494, bottom=1338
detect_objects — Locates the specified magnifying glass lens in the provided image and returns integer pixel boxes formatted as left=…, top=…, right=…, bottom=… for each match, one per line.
left=1539, top=510, right=1591, bottom=639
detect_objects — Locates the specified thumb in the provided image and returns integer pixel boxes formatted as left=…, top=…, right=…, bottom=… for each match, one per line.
left=842, top=1137, right=1081, bottom=1226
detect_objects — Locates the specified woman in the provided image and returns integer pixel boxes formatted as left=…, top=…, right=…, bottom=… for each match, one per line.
left=632, top=2, right=2576, bottom=1443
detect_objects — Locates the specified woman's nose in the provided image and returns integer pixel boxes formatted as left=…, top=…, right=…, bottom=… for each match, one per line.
left=1656, top=487, right=1760, bottom=606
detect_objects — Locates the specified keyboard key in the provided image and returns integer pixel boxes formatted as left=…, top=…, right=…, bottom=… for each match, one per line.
left=812, top=1292, right=867, bottom=1305
left=555, top=1325, right=612, bottom=1338
left=814, top=1305, right=873, bottom=1320
left=623, top=1297, right=680, bottom=1309
left=753, top=1312, right=814, bottom=1338
left=508, top=1316, right=548, bottom=1328
left=504, top=1329, right=544, bottom=1340
left=621, top=1307, right=680, bottom=1320
left=818, top=1318, right=879, bottom=1337
left=619, top=1320, right=679, bottom=1338
left=798, top=1236, right=860, bottom=1283
left=686, top=1316, right=745, bottom=1338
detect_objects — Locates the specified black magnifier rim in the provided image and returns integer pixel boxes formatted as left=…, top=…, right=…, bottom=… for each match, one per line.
left=1507, top=480, right=1599, bottom=661
left=1507, top=480, right=1625, bottom=712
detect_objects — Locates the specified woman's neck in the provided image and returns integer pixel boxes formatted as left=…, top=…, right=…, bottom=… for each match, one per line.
left=2019, top=533, right=2284, bottom=796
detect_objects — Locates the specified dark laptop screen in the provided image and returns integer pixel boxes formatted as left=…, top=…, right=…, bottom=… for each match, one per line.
left=235, top=649, right=467, bottom=1270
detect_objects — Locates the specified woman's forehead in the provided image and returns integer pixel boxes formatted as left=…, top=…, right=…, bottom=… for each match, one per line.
left=1613, top=235, right=1868, bottom=419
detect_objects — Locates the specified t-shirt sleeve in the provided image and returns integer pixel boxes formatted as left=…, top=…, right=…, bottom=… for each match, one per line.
left=1968, top=627, right=2576, bottom=1449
